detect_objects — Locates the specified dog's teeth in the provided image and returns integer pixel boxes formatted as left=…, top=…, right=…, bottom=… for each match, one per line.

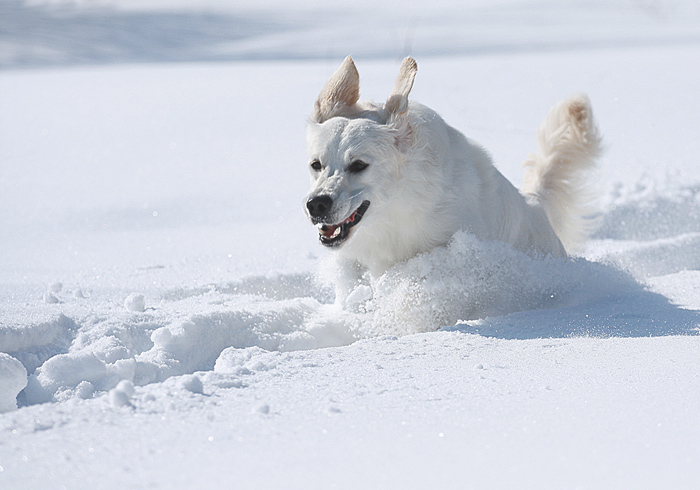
left=319, top=224, right=341, bottom=240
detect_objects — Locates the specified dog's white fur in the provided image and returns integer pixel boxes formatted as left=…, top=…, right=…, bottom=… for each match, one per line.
left=305, top=56, right=602, bottom=288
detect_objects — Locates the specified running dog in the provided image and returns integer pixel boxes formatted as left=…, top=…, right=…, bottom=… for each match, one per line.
left=304, top=56, right=602, bottom=292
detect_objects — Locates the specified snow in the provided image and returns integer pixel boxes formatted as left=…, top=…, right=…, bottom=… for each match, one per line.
left=0, top=353, right=27, bottom=413
left=108, top=379, right=135, bottom=406
left=123, top=292, right=146, bottom=313
left=2, top=0, right=700, bottom=488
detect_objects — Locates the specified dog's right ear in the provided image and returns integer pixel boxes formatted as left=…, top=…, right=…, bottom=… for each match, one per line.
left=385, top=57, right=417, bottom=152
left=311, top=56, right=360, bottom=123
left=385, top=57, right=417, bottom=116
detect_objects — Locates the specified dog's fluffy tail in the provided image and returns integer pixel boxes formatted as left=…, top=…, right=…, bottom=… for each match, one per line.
left=521, top=94, right=603, bottom=253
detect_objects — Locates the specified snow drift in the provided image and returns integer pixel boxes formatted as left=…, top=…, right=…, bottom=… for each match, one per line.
left=5, top=226, right=698, bottom=407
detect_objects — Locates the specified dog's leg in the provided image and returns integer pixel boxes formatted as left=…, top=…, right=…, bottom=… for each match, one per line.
left=317, top=256, right=367, bottom=308
left=521, top=94, right=603, bottom=252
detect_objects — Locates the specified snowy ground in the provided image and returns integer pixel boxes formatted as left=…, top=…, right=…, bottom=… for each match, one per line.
left=2, top=0, right=700, bottom=488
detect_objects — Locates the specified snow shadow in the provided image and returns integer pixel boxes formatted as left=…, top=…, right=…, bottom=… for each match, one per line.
left=448, top=291, right=700, bottom=340
left=439, top=181, right=700, bottom=338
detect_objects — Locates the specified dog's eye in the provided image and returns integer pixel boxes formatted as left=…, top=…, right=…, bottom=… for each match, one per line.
left=347, top=160, right=369, bottom=173
left=310, top=160, right=323, bottom=171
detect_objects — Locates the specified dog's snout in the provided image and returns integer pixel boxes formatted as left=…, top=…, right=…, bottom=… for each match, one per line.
left=307, top=195, right=333, bottom=218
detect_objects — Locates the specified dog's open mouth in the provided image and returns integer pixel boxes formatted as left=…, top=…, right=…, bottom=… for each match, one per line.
left=318, top=200, right=370, bottom=247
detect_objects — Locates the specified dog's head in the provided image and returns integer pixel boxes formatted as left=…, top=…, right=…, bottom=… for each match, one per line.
left=304, top=56, right=417, bottom=248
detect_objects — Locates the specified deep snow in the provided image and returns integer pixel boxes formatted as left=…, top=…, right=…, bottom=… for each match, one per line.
left=2, top=0, right=700, bottom=488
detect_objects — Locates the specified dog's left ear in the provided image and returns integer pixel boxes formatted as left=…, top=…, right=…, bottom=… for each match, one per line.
left=385, top=57, right=417, bottom=116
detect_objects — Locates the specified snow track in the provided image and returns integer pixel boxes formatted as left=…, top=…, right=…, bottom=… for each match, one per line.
left=5, top=225, right=699, bottom=406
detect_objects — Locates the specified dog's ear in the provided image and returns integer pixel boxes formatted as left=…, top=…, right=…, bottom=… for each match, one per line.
left=311, top=56, right=360, bottom=123
left=385, top=57, right=417, bottom=152
left=385, top=57, right=417, bottom=116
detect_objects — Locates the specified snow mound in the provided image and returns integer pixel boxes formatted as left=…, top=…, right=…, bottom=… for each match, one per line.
left=214, top=346, right=285, bottom=375
left=351, top=231, right=700, bottom=338
left=0, top=353, right=27, bottom=413
left=24, top=351, right=107, bottom=404
left=137, top=298, right=322, bottom=382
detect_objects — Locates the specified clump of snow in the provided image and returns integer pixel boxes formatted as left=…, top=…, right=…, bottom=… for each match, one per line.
left=214, top=346, right=284, bottom=375
left=124, top=293, right=146, bottom=313
left=0, top=354, right=28, bottom=413
left=74, top=380, right=95, bottom=400
left=137, top=300, right=319, bottom=382
left=180, top=374, right=203, bottom=394
left=25, top=351, right=107, bottom=404
left=0, top=314, right=75, bottom=357
left=42, top=292, right=60, bottom=304
left=254, top=403, right=270, bottom=414
left=109, top=380, right=135, bottom=408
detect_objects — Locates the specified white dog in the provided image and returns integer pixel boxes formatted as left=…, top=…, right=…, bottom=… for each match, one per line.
left=304, top=56, right=602, bottom=296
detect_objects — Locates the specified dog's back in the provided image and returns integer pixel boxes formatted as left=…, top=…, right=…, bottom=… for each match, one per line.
left=412, top=94, right=603, bottom=260
left=398, top=101, right=570, bottom=261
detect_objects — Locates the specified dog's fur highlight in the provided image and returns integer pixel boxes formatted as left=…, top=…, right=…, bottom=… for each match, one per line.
left=305, top=56, right=602, bottom=286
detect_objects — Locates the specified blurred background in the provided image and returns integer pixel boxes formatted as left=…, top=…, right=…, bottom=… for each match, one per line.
left=3, top=0, right=700, bottom=69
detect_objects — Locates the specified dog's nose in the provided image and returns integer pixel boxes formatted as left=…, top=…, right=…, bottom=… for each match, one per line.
left=307, top=195, right=333, bottom=218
